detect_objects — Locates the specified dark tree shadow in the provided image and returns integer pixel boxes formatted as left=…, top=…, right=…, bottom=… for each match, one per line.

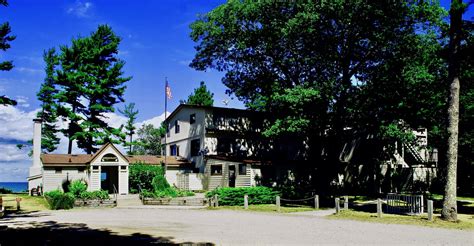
left=0, top=220, right=214, bottom=246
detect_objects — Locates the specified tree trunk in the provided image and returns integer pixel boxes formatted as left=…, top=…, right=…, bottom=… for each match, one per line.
left=442, top=0, right=463, bottom=222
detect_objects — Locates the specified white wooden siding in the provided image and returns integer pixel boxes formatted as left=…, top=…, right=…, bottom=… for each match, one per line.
left=43, top=167, right=88, bottom=192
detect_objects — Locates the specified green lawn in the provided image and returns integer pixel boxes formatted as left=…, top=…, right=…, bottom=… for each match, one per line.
left=329, top=210, right=474, bottom=230
left=208, top=204, right=317, bottom=213
left=1, top=193, right=49, bottom=212
left=430, top=194, right=474, bottom=202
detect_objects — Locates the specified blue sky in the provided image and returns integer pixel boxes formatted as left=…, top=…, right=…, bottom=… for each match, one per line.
left=0, top=0, right=472, bottom=181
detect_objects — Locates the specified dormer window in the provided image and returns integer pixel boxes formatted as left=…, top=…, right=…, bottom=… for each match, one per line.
left=101, top=153, right=118, bottom=162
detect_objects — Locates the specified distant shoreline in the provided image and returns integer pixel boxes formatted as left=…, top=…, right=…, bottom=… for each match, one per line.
left=0, top=182, right=28, bottom=193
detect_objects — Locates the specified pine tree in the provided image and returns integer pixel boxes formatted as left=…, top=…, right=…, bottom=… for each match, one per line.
left=75, top=25, right=131, bottom=154
left=119, top=102, right=139, bottom=154
left=37, top=48, right=60, bottom=152
left=0, top=0, right=16, bottom=106
left=185, top=81, right=214, bottom=106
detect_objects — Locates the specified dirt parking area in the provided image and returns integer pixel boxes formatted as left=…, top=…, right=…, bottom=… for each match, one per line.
left=1, top=207, right=472, bottom=245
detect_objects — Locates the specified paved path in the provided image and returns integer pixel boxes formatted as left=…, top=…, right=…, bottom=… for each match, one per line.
left=1, top=207, right=472, bottom=245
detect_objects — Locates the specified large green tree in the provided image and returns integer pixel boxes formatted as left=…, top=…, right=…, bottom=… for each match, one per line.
left=190, top=0, right=445, bottom=162
left=51, top=25, right=130, bottom=154
left=37, top=48, right=61, bottom=152
left=184, top=81, right=214, bottom=106
left=0, top=0, right=16, bottom=106
left=119, top=102, right=139, bottom=154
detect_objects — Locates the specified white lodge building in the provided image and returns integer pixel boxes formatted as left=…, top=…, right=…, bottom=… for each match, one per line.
left=27, top=119, right=190, bottom=195
left=162, top=104, right=270, bottom=190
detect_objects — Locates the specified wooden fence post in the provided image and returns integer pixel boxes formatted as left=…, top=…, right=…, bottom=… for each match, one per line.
left=276, top=196, right=281, bottom=212
left=244, top=195, right=248, bottom=209
left=314, top=195, right=319, bottom=209
left=427, top=200, right=433, bottom=221
left=335, top=198, right=340, bottom=214
left=377, top=198, right=382, bottom=218
left=214, top=194, right=219, bottom=207
left=344, top=196, right=349, bottom=210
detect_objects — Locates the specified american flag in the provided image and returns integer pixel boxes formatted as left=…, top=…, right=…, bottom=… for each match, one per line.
left=165, top=80, right=172, bottom=99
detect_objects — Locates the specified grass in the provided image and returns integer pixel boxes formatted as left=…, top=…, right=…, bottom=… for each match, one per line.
left=208, top=204, right=317, bottom=213
left=430, top=194, right=474, bottom=202
left=1, top=193, right=49, bottom=212
left=329, top=210, right=474, bottom=230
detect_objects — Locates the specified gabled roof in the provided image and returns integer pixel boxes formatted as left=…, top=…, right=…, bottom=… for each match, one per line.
left=41, top=143, right=191, bottom=167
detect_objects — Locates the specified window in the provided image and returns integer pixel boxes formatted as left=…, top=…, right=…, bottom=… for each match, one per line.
left=166, top=123, right=170, bottom=137
left=55, top=168, right=62, bottom=174
left=92, top=166, right=99, bottom=170
left=120, top=166, right=127, bottom=170
left=190, top=114, right=196, bottom=124
left=174, top=120, right=180, bottom=134
left=101, top=153, right=118, bottom=162
left=170, top=144, right=177, bottom=156
left=238, top=164, right=247, bottom=175
left=211, top=165, right=222, bottom=176
left=217, top=138, right=232, bottom=154
left=191, top=139, right=200, bottom=156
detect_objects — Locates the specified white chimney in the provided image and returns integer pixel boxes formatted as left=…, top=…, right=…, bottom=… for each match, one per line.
left=32, top=118, right=42, bottom=168
left=28, top=118, right=43, bottom=192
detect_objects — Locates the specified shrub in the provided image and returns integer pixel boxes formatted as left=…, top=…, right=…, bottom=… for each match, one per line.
left=69, top=180, right=87, bottom=198
left=141, top=189, right=157, bottom=198
left=129, top=163, right=165, bottom=192
left=44, top=190, right=75, bottom=210
left=206, top=186, right=279, bottom=206
left=79, top=190, right=109, bottom=200
left=152, top=173, right=170, bottom=192
left=0, top=187, right=12, bottom=194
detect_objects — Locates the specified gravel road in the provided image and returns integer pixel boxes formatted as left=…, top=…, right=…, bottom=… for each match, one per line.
left=1, top=207, right=472, bottom=245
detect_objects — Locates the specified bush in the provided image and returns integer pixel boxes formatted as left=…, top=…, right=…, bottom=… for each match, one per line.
left=129, top=163, right=165, bottom=192
left=0, top=187, right=12, bottom=194
left=44, top=190, right=75, bottom=210
left=69, top=180, right=87, bottom=198
left=152, top=173, right=170, bottom=192
left=206, top=186, right=279, bottom=206
left=79, top=190, right=109, bottom=200
left=141, top=189, right=157, bottom=198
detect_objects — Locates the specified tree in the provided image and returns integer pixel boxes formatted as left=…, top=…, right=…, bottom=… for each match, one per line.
left=119, top=102, right=139, bottom=154
left=0, top=0, right=16, bottom=106
left=134, top=124, right=165, bottom=156
left=190, top=0, right=445, bottom=162
left=53, top=25, right=130, bottom=154
left=184, top=81, right=214, bottom=106
left=37, top=48, right=60, bottom=152
left=442, top=0, right=467, bottom=222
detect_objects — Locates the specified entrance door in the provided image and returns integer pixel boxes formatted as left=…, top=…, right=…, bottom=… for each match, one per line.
left=101, top=166, right=118, bottom=193
left=229, top=165, right=236, bottom=187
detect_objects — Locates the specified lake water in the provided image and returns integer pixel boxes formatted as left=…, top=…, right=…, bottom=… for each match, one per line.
left=0, top=182, right=28, bottom=193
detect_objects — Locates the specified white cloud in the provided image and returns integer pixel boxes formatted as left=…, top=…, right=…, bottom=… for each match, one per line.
left=0, top=106, right=38, bottom=141
left=178, top=60, right=191, bottom=66
left=14, top=67, right=43, bottom=75
left=67, top=1, right=93, bottom=18
left=136, top=112, right=168, bottom=129
left=0, top=144, right=30, bottom=162
left=15, top=96, right=30, bottom=108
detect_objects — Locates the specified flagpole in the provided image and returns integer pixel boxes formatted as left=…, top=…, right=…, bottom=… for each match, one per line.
left=164, top=77, right=168, bottom=172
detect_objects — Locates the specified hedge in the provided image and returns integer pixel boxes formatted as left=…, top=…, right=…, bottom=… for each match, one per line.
left=206, top=186, right=279, bottom=206
left=129, top=163, right=165, bottom=193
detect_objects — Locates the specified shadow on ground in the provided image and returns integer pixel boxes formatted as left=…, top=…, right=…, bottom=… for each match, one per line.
left=0, top=220, right=213, bottom=246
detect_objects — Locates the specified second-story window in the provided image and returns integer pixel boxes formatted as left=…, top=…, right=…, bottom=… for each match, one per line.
left=190, top=113, right=196, bottom=124
left=175, top=120, right=180, bottom=134
left=191, top=139, right=200, bottom=156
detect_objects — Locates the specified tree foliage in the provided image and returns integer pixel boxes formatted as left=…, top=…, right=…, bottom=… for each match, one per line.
left=0, top=0, right=16, bottom=106
left=134, top=124, right=165, bottom=155
left=183, top=81, right=214, bottom=106
left=119, top=102, right=139, bottom=154
left=41, top=24, right=131, bottom=154
left=190, top=0, right=446, bottom=160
